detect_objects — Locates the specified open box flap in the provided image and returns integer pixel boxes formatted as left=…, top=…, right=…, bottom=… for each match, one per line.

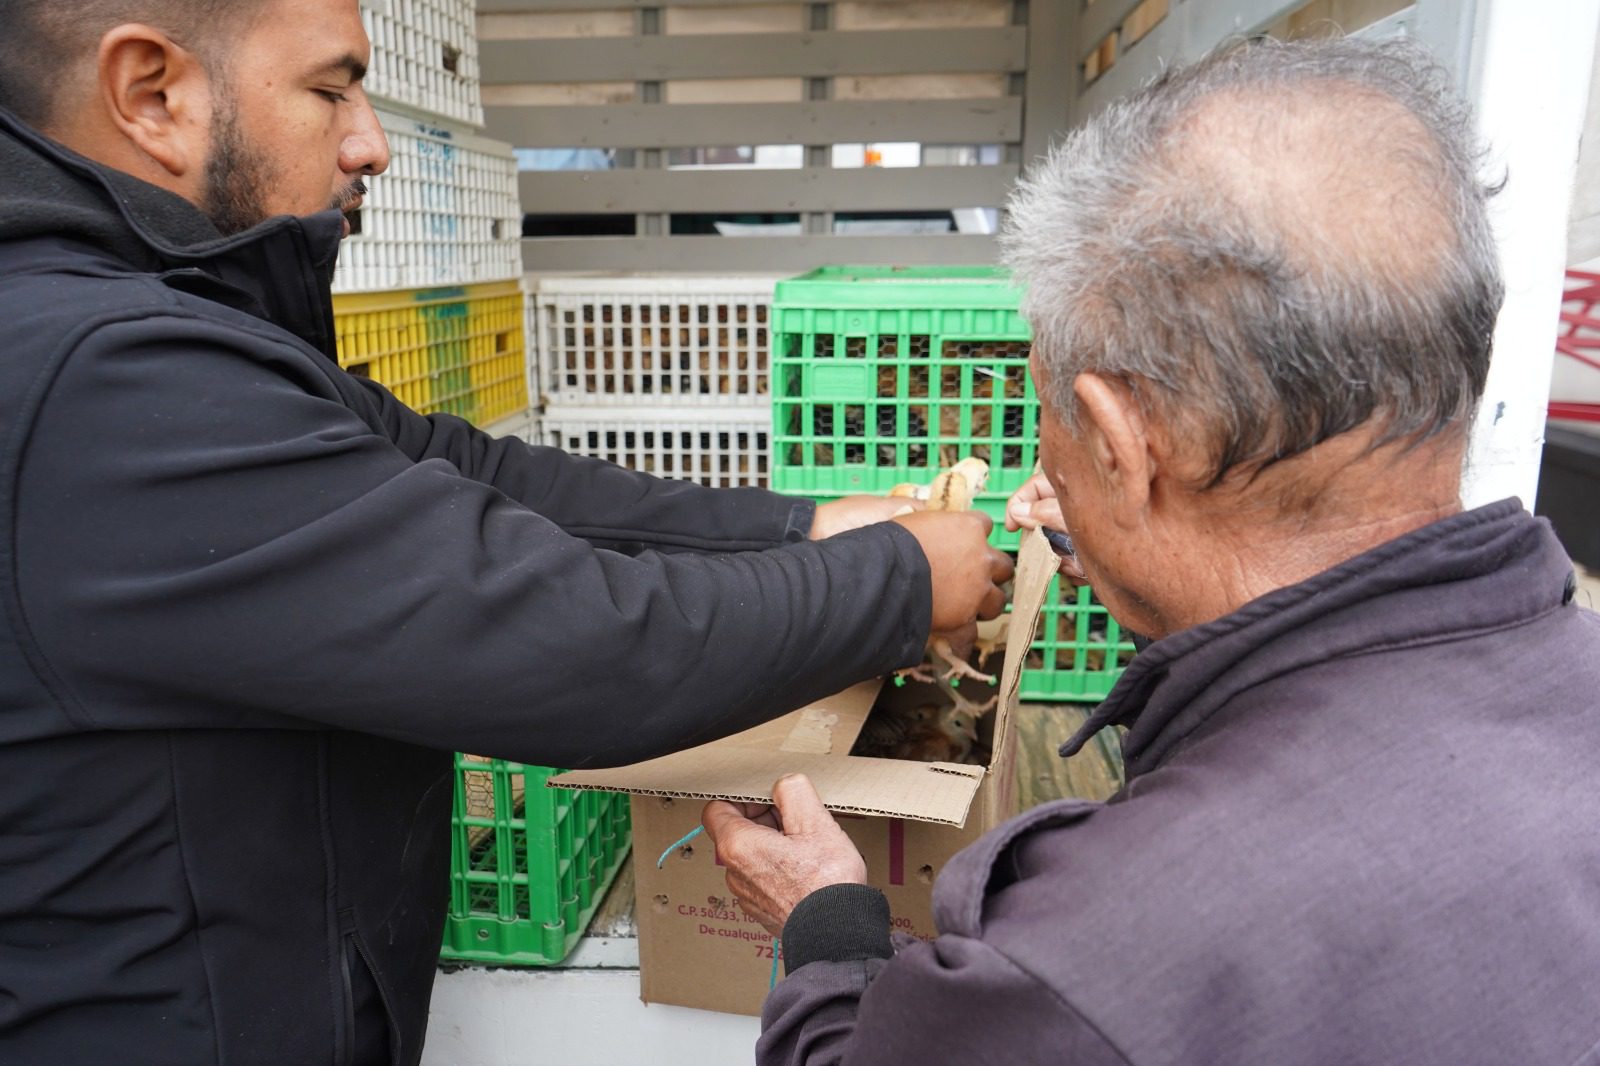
left=708, top=680, right=880, bottom=754
left=992, top=526, right=1057, bottom=755
left=550, top=528, right=1059, bottom=828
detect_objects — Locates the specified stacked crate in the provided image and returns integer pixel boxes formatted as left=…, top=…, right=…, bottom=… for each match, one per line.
left=360, top=0, right=484, bottom=127
left=528, top=276, right=780, bottom=488
left=333, top=113, right=520, bottom=295
left=332, top=281, right=526, bottom=426
left=770, top=267, right=1137, bottom=702
left=334, top=2, right=524, bottom=430
left=337, top=2, right=623, bottom=969
left=526, top=269, right=1137, bottom=703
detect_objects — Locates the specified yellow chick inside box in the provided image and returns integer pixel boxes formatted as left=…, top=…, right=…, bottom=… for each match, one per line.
left=550, top=528, right=1059, bottom=1017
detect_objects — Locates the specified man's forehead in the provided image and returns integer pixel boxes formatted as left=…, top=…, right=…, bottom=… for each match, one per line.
left=241, top=0, right=370, bottom=68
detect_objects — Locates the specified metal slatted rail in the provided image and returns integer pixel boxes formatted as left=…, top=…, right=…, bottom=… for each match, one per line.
left=478, top=0, right=1067, bottom=272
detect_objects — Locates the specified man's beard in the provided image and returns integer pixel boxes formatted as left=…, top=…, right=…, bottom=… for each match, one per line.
left=200, top=100, right=274, bottom=236
left=200, top=99, right=369, bottom=236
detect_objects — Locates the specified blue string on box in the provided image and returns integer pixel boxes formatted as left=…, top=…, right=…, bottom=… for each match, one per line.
left=655, top=823, right=782, bottom=988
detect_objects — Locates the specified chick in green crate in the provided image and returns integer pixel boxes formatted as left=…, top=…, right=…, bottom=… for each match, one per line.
left=887, top=456, right=1006, bottom=688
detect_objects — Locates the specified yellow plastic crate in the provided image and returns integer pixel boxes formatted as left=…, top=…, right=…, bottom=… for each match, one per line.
left=332, top=280, right=528, bottom=426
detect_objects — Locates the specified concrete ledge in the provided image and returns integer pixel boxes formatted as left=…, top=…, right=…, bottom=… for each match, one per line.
left=424, top=966, right=761, bottom=1066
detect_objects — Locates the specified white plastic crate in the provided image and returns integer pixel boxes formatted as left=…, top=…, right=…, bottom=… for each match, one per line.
left=334, top=110, right=521, bottom=294
left=361, top=0, right=483, bottom=127
left=537, top=408, right=771, bottom=488
left=531, top=277, right=781, bottom=408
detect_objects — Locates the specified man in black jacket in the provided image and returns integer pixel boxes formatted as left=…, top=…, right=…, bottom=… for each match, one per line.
left=0, top=1, right=1010, bottom=1063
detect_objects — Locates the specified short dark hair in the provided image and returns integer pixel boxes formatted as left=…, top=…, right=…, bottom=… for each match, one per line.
left=1002, top=36, right=1504, bottom=488
left=0, top=0, right=264, bottom=126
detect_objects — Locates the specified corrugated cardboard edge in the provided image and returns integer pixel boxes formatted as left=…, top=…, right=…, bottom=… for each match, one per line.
left=992, top=526, right=1057, bottom=764
left=555, top=747, right=982, bottom=826
left=551, top=783, right=977, bottom=826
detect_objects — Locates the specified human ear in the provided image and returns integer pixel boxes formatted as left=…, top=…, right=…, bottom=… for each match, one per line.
left=1072, top=373, right=1152, bottom=523
left=97, top=25, right=212, bottom=179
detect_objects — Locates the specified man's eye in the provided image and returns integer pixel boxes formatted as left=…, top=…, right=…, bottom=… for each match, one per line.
left=315, top=89, right=350, bottom=104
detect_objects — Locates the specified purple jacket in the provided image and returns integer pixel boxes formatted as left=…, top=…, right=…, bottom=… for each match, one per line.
left=764, top=500, right=1600, bottom=1065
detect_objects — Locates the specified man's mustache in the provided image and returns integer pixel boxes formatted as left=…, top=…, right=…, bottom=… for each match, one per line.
left=331, top=180, right=368, bottom=213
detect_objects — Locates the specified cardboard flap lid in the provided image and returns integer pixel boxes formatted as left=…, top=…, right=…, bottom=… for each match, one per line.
left=711, top=681, right=880, bottom=753
left=553, top=746, right=984, bottom=826
left=550, top=530, right=1059, bottom=828
left=992, top=526, right=1059, bottom=750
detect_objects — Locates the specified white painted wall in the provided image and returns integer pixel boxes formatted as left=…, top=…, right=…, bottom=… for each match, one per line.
left=1568, top=19, right=1600, bottom=265
left=1461, top=0, right=1600, bottom=507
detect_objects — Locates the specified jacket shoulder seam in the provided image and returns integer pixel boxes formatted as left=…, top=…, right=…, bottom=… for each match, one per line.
left=3, top=301, right=323, bottom=730
left=2, top=305, right=192, bottom=730
left=942, top=799, right=1100, bottom=937
left=959, top=935, right=1138, bottom=1066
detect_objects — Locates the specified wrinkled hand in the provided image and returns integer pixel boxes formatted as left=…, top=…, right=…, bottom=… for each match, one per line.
left=702, top=774, right=867, bottom=938
left=811, top=495, right=924, bottom=540
left=891, top=510, right=1013, bottom=632
left=1004, top=472, right=1066, bottom=533
left=1005, top=474, right=1086, bottom=581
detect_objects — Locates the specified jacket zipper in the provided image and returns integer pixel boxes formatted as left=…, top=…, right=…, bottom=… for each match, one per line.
left=338, top=932, right=356, bottom=1066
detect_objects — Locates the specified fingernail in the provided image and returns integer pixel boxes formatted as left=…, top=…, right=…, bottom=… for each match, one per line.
left=1013, top=501, right=1032, bottom=517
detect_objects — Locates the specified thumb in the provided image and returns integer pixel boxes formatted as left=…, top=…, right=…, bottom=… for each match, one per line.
left=702, top=799, right=754, bottom=846
left=769, top=774, right=834, bottom=835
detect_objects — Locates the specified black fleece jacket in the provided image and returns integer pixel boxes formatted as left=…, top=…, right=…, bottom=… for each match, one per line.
left=0, top=108, right=929, bottom=1065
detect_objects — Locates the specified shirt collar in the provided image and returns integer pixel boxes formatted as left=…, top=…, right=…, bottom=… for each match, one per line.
left=1060, top=498, right=1573, bottom=780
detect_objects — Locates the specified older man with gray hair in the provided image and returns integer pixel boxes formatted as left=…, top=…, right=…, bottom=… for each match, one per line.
left=702, top=35, right=1600, bottom=1065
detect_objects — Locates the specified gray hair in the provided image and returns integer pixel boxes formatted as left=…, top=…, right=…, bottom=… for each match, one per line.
left=1002, top=36, right=1503, bottom=486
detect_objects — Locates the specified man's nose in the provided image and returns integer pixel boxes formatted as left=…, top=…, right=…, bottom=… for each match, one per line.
left=343, top=98, right=390, bottom=177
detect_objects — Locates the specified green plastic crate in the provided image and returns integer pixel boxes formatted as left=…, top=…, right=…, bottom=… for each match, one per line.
left=1019, top=579, right=1138, bottom=701
left=441, top=758, right=631, bottom=966
left=770, top=266, right=1136, bottom=698
left=770, top=266, right=1036, bottom=552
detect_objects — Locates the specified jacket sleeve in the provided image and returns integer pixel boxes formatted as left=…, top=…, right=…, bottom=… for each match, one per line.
left=348, top=376, right=815, bottom=553
left=759, top=933, right=1132, bottom=1066
left=11, top=313, right=929, bottom=766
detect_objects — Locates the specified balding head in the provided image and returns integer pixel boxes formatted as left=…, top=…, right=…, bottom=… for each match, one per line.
left=1171, top=84, right=1454, bottom=284
left=1004, top=37, right=1502, bottom=488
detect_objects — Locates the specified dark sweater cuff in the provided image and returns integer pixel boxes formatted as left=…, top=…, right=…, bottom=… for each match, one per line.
left=780, top=883, right=893, bottom=975
left=784, top=498, right=818, bottom=543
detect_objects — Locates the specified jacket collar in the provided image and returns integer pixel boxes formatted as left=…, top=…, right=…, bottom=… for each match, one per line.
left=0, top=106, right=344, bottom=357
left=1061, top=498, right=1576, bottom=779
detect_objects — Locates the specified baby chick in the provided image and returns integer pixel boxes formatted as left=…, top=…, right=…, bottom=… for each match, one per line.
left=853, top=681, right=997, bottom=765
left=892, top=456, right=999, bottom=687
left=972, top=615, right=1009, bottom=673
left=853, top=700, right=939, bottom=760
left=895, top=702, right=980, bottom=764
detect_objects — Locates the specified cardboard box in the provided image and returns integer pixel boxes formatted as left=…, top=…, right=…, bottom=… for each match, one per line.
left=551, top=528, right=1057, bottom=1015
